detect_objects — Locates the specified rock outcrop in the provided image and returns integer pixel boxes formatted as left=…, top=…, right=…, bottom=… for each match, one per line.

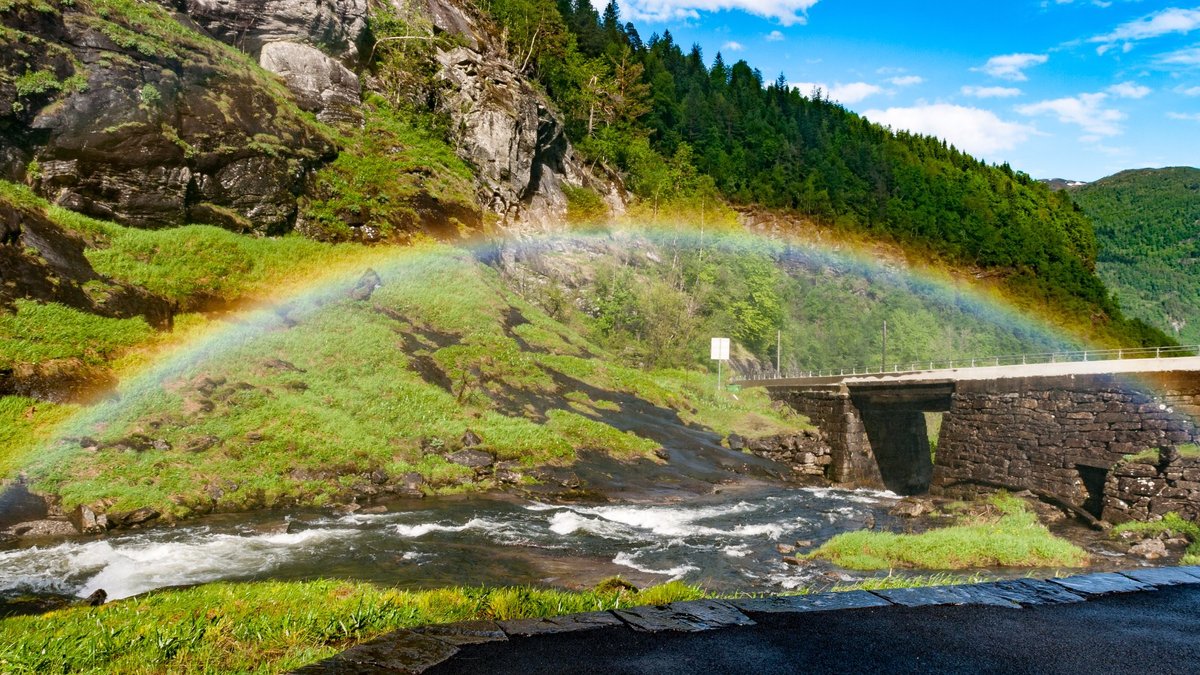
left=1, top=2, right=335, bottom=233
left=422, top=0, right=622, bottom=228
left=259, top=41, right=362, bottom=124
left=0, top=200, right=175, bottom=327
left=166, top=0, right=370, bottom=63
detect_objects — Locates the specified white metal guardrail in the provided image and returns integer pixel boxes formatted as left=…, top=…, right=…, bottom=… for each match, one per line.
left=738, top=344, right=1200, bottom=382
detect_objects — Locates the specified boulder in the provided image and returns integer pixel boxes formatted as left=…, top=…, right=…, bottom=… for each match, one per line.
left=348, top=268, right=382, bottom=301
left=1129, top=538, right=1168, bottom=560
left=260, top=42, right=362, bottom=124
left=113, top=507, right=160, bottom=528
left=461, top=430, right=483, bottom=447
left=69, top=505, right=106, bottom=534
left=446, top=449, right=494, bottom=469
left=890, top=498, right=931, bottom=518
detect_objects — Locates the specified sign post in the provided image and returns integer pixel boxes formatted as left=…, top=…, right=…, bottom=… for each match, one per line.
left=710, top=337, right=731, bottom=393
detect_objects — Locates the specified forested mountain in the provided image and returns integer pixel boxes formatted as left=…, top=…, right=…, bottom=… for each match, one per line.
left=1071, top=167, right=1200, bottom=343
left=482, top=0, right=1167, bottom=347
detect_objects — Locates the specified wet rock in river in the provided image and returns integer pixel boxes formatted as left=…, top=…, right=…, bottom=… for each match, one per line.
left=776, top=543, right=796, bottom=555
left=69, top=505, right=107, bottom=534
left=112, top=507, right=159, bottom=528
left=84, top=589, right=107, bottom=607
left=1129, top=538, right=1168, bottom=560
left=890, top=497, right=933, bottom=518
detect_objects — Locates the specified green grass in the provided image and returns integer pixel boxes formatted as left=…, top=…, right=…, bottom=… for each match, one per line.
left=85, top=225, right=374, bottom=309
left=1122, top=444, right=1200, bottom=464
left=1111, top=512, right=1200, bottom=565
left=804, top=494, right=1090, bottom=571
left=17, top=245, right=806, bottom=517
left=0, top=300, right=153, bottom=369
left=0, top=580, right=705, bottom=674
left=0, top=397, right=75, bottom=477
left=298, top=95, right=477, bottom=242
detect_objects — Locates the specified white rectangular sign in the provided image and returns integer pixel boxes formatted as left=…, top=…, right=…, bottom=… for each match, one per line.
left=710, top=337, right=731, bottom=361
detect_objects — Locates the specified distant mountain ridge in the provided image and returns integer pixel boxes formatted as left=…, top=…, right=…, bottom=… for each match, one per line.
left=1071, top=167, right=1200, bottom=343
left=1041, top=178, right=1089, bottom=191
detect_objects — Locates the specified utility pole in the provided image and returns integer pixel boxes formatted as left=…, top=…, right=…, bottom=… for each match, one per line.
left=881, top=320, right=888, bottom=373
left=776, top=330, right=782, bottom=376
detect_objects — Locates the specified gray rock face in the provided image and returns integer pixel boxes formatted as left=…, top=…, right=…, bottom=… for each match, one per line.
left=260, top=42, right=362, bottom=124
left=172, top=0, right=369, bottom=62
left=1, top=5, right=335, bottom=234
left=418, top=0, right=626, bottom=229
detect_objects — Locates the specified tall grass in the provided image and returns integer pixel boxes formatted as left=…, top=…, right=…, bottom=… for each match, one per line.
left=804, top=494, right=1089, bottom=571
left=0, top=580, right=704, bottom=674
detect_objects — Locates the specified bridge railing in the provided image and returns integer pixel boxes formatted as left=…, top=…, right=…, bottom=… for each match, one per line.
left=737, top=344, right=1200, bottom=382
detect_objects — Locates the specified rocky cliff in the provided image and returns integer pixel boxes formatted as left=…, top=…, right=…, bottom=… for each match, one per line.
left=0, top=0, right=615, bottom=238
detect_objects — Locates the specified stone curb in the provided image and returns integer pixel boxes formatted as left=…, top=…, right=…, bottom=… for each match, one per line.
left=292, top=566, right=1200, bottom=674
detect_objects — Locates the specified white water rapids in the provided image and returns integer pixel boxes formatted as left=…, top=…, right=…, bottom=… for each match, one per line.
left=1, top=487, right=900, bottom=600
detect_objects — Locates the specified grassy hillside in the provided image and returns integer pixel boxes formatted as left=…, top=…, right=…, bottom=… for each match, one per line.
left=1, top=185, right=814, bottom=519
left=1071, top=167, right=1200, bottom=344
left=1, top=179, right=1097, bottom=520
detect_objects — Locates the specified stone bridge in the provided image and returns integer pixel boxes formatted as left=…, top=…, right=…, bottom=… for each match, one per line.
left=735, top=356, right=1200, bottom=519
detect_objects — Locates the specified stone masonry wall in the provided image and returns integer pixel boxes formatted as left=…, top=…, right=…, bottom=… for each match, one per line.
left=1103, top=452, right=1200, bottom=523
left=933, top=373, right=1200, bottom=511
left=773, top=388, right=883, bottom=487
left=727, top=432, right=832, bottom=478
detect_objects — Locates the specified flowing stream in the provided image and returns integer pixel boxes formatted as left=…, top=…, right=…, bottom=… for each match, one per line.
left=1, top=487, right=907, bottom=601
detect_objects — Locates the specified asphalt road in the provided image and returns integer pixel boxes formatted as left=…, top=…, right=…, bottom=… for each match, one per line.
left=426, top=586, right=1200, bottom=675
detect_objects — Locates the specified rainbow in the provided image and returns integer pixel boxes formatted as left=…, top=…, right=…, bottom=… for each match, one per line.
left=24, top=224, right=1090, bottom=462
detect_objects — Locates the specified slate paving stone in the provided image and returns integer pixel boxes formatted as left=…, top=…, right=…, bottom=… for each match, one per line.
left=731, top=590, right=892, bottom=615
left=498, top=610, right=624, bottom=637
left=1176, top=566, right=1200, bottom=581
left=1120, top=567, right=1200, bottom=587
left=970, top=579, right=1086, bottom=606
left=292, top=629, right=458, bottom=674
left=1050, top=572, right=1156, bottom=596
left=413, top=620, right=508, bottom=646
left=615, top=600, right=755, bottom=633
left=871, top=585, right=1019, bottom=608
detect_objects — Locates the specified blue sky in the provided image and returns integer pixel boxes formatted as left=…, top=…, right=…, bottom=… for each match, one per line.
left=613, top=1, right=1200, bottom=181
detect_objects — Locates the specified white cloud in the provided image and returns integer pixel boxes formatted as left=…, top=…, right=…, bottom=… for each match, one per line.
left=862, top=104, right=1036, bottom=156
left=621, top=0, right=819, bottom=25
left=1016, top=92, right=1126, bottom=136
left=1176, top=85, right=1200, bottom=95
left=766, top=30, right=785, bottom=41
left=889, top=75, right=924, bottom=86
left=961, top=85, right=1023, bottom=98
left=828, top=82, right=884, bottom=103
left=722, top=41, right=745, bottom=51
left=1168, top=111, right=1200, bottom=121
left=1158, top=46, right=1200, bottom=65
left=1107, top=81, right=1152, bottom=98
left=1092, top=7, right=1200, bottom=48
left=976, top=53, right=1048, bottom=81
left=793, top=81, right=884, bottom=103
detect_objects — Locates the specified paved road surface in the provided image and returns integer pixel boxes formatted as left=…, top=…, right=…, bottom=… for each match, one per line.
left=427, top=585, right=1200, bottom=675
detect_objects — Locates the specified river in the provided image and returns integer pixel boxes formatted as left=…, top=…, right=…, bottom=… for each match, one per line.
left=1, top=486, right=911, bottom=601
